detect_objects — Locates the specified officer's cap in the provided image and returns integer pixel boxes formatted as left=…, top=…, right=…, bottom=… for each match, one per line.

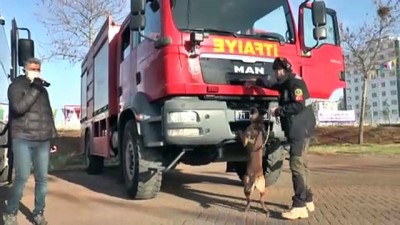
left=272, top=57, right=292, bottom=71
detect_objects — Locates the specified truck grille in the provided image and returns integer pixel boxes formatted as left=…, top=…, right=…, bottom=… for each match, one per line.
left=199, top=54, right=274, bottom=85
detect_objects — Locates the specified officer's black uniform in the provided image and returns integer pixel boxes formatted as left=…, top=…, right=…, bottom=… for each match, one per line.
left=255, top=57, right=316, bottom=208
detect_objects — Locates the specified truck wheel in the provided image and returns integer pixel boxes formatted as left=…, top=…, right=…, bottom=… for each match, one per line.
left=121, top=120, right=162, bottom=199
left=263, top=146, right=285, bottom=186
left=0, top=165, right=9, bottom=185
left=85, top=132, right=104, bottom=175
left=0, top=121, right=10, bottom=185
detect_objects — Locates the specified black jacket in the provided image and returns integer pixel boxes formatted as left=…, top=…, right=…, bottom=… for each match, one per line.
left=7, top=75, right=57, bottom=141
left=256, top=73, right=316, bottom=140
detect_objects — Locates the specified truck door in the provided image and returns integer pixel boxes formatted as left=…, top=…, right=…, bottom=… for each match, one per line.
left=299, top=4, right=346, bottom=100
left=119, top=25, right=139, bottom=111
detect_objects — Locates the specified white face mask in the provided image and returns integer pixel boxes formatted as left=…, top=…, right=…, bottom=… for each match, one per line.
left=26, top=71, right=41, bottom=81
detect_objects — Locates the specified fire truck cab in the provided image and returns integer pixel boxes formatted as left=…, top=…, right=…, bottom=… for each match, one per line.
left=81, top=0, right=345, bottom=200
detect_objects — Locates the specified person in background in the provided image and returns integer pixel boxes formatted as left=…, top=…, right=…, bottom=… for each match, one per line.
left=3, top=57, right=56, bottom=225
left=244, top=57, right=316, bottom=220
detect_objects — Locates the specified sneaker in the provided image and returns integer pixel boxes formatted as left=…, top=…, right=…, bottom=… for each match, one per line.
left=33, top=214, right=48, bottom=225
left=306, top=201, right=315, bottom=212
left=2, top=213, right=18, bottom=225
left=281, top=207, right=309, bottom=220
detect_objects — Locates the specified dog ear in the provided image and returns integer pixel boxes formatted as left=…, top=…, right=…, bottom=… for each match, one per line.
left=250, top=107, right=258, bottom=115
left=250, top=107, right=259, bottom=122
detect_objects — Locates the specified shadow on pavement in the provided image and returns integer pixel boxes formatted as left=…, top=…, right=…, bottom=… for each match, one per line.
left=49, top=166, right=127, bottom=199
left=161, top=171, right=288, bottom=212
left=51, top=166, right=287, bottom=217
left=0, top=186, right=34, bottom=225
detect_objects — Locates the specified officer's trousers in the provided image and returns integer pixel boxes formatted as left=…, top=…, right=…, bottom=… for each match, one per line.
left=289, top=137, right=313, bottom=207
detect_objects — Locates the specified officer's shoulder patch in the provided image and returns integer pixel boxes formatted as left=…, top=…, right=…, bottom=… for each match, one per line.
left=294, top=88, right=303, bottom=96
left=294, top=88, right=304, bottom=101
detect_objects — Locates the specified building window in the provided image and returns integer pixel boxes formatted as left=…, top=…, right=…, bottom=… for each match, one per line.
left=348, top=105, right=352, bottom=110
left=382, top=91, right=386, bottom=97
left=355, top=95, right=359, bottom=100
left=373, top=111, right=378, bottom=116
left=373, top=102, right=378, bottom=107
left=390, top=80, right=396, bottom=86
left=372, top=93, right=377, bottom=98
left=356, top=104, right=360, bottom=109
left=355, top=87, right=359, bottom=91
left=392, top=110, right=398, bottom=114
left=347, top=96, right=352, bottom=101
left=391, top=100, right=397, bottom=105
left=391, top=90, right=397, bottom=95
left=371, top=83, right=377, bottom=88
left=381, top=82, right=386, bottom=87
left=354, top=78, right=359, bottom=83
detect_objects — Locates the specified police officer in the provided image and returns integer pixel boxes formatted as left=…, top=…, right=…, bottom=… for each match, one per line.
left=244, top=57, right=316, bottom=220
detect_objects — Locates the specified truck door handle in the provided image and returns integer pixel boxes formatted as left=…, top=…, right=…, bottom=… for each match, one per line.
left=118, top=86, right=122, bottom=97
left=136, top=72, right=141, bottom=85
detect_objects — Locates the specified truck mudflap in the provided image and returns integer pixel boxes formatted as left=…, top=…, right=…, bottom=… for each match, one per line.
left=162, top=97, right=285, bottom=146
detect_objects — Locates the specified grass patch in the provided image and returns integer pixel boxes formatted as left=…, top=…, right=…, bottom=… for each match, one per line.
left=309, top=144, right=400, bottom=155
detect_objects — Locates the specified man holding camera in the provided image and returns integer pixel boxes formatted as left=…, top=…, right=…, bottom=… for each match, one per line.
left=3, top=57, right=56, bottom=225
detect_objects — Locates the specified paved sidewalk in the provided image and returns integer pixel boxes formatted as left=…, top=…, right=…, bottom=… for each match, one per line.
left=1, top=154, right=399, bottom=225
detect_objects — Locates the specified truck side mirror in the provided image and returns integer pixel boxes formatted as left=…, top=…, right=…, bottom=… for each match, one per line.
left=312, top=1, right=327, bottom=27
left=17, top=38, right=34, bottom=67
left=130, top=15, right=146, bottom=31
left=131, top=0, right=146, bottom=15
left=313, top=26, right=327, bottom=40
left=150, top=0, right=160, bottom=12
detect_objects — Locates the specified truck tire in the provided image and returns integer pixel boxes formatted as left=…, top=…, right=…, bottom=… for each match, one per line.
left=0, top=121, right=10, bottom=185
left=121, top=120, right=162, bottom=200
left=264, top=146, right=285, bottom=186
left=85, top=132, right=104, bottom=175
left=235, top=145, right=284, bottom=187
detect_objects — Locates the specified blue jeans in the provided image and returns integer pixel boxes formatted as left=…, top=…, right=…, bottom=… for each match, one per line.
left=6, top=138, right=50, bottom=215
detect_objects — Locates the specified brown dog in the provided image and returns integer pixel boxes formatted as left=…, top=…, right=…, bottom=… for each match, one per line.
left=238, top=107, right=269, bottom=215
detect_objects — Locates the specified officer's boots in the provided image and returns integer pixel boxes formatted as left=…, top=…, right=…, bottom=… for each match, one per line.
left=281, top=201, right=315, bottom=220
left=281, top=206, right=309, bottom=219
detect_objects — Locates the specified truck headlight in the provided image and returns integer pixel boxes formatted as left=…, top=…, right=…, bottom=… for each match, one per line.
left=168, top=111, right=198, bottom=123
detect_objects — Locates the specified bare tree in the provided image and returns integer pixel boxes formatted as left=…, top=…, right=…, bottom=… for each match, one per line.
left=340, top=0, right=400, bottom=144
left=36, top=0, right=128, bottom=64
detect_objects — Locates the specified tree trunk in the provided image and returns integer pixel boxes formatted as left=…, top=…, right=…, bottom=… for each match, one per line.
left=358, top=74, right=369, bottom=144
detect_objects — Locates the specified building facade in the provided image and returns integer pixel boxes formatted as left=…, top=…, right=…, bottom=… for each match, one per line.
left=345, top=36, right=400, bottom=125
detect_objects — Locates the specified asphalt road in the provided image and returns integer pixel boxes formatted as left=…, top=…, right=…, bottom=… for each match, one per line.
left=1, top=154, right=399, bottom=225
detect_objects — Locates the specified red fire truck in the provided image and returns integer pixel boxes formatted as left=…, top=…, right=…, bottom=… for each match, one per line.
left=80, top=0, right=345, bottom=199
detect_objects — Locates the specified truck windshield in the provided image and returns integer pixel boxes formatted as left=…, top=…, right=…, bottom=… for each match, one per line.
left=170, top=0, right=295, bottom=43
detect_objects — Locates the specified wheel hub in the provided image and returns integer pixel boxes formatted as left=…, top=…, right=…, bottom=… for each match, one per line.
left=125, top=140, right=136, bottom=181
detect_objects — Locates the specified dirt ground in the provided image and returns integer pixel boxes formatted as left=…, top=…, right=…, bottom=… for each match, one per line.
left=53, top=125, right=400, bottom=154
left=314, top=125, right=400, bottom=145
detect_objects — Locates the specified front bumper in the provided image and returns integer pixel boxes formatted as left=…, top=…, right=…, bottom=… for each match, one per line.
left=162, top=97, right=285, bottom=146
